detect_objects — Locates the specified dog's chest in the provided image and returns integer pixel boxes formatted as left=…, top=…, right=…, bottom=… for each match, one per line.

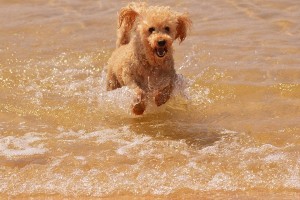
left=138, top=67, right=173, bottom=91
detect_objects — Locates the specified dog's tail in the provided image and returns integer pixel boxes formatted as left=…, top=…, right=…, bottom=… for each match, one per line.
left=116, top=3, right=145, bottom=48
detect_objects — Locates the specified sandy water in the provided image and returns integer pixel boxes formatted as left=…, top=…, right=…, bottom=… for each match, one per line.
left=0, top=0, right=300, bottom=199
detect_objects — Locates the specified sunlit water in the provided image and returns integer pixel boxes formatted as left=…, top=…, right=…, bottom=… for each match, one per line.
left=0, top=0, right=300, bottom=199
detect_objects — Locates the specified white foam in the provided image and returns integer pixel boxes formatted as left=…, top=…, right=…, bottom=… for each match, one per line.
left=220, top=129, right=238, bottom=135
left=57, top=126, right=154, bottom=157
left=263, top=153, right=287, bottom=163
left=207, top=173, right=237, bottom=190
left=74, top=156, right=86, bottom=161
left=56, top=126, right=132, bottom=145
left=116, top=136, right=151, bottom=155
left=284, top=164, right=300, bottom=189
left=0, top=132, right=48, bottom=157
left=243, top=144, right=278, bottom=154
left=199, top=145, right=219, bottom=155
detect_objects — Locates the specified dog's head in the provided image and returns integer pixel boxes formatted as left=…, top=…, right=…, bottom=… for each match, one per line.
left=118, top=3, right=191, bottom=63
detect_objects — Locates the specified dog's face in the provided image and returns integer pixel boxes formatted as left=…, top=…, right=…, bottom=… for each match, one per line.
left=137, top=8, right=178, bottom=60
left=118, top=4, right=191, bottom=63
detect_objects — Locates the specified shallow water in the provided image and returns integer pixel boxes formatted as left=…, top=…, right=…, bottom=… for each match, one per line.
left=0, top=0, right=300, bottom=199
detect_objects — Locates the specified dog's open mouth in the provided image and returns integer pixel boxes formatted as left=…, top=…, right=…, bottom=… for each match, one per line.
left=155, top=47, right=167, bottom=58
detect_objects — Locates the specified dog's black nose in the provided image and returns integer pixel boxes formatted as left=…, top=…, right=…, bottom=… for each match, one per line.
left=158, top=40, right=166, bottom=47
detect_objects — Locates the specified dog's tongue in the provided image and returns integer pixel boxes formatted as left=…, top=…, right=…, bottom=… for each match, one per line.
left=156, top=48, right=166, bottom=57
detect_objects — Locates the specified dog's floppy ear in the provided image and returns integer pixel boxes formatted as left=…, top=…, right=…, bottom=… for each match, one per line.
left=175, top=13, right=192, bottom=43
left=118, top=5, right=139, bottom=32
left=116, top=4, right=139, bottom=47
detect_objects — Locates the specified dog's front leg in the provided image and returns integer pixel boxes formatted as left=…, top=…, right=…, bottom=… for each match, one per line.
left=154, top=84, right=173, bottom=107
left=131, top=87, right=146, bottom=115
left=106, top=71, right=121, bottom=91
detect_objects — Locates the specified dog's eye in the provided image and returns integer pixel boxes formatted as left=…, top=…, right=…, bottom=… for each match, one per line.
left=148, top=27, right=155, bottom=34
left=165, top=26, right=170, bottom=32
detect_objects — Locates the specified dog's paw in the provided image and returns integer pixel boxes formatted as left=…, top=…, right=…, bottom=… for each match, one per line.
left=132, top=101, right=146, bottom=115
left=154, top=85, right=172, bottom=106
left=154, top=92, right=169, bottom=106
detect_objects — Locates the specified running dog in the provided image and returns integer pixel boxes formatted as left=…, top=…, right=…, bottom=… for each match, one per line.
left=106, top=2, right=191, bottom=115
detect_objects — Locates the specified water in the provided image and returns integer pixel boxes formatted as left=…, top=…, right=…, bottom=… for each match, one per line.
left=1, top=0, right=300, bottom=199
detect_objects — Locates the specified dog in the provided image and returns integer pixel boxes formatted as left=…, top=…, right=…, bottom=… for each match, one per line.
left=106, top=2, right=191, bottom=115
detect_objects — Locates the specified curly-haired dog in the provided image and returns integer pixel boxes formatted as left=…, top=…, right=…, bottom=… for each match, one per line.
left=106, top=2, right=191, bottom=115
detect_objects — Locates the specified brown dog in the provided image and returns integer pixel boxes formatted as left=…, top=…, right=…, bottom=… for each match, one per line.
left=106, top=2, right=191, bottom=115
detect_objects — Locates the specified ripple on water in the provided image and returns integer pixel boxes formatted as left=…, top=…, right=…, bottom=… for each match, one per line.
left=0, top=126, right=300, bottom=196
left=0, top=132, right=48, bottom=158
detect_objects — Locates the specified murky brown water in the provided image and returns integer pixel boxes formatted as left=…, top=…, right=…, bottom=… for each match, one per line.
left=1, top=0, right=300, bottom=199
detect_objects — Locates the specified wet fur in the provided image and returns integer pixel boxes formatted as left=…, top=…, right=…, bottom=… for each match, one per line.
left=106, top=2, right=191, bottom=115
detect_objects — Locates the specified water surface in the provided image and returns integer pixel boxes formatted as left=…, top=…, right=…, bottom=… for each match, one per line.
left=0, top=0, right=300, bottom=199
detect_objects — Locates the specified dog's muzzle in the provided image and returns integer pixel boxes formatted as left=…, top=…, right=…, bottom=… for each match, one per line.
left=153, top=39, right=168, bottom=58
